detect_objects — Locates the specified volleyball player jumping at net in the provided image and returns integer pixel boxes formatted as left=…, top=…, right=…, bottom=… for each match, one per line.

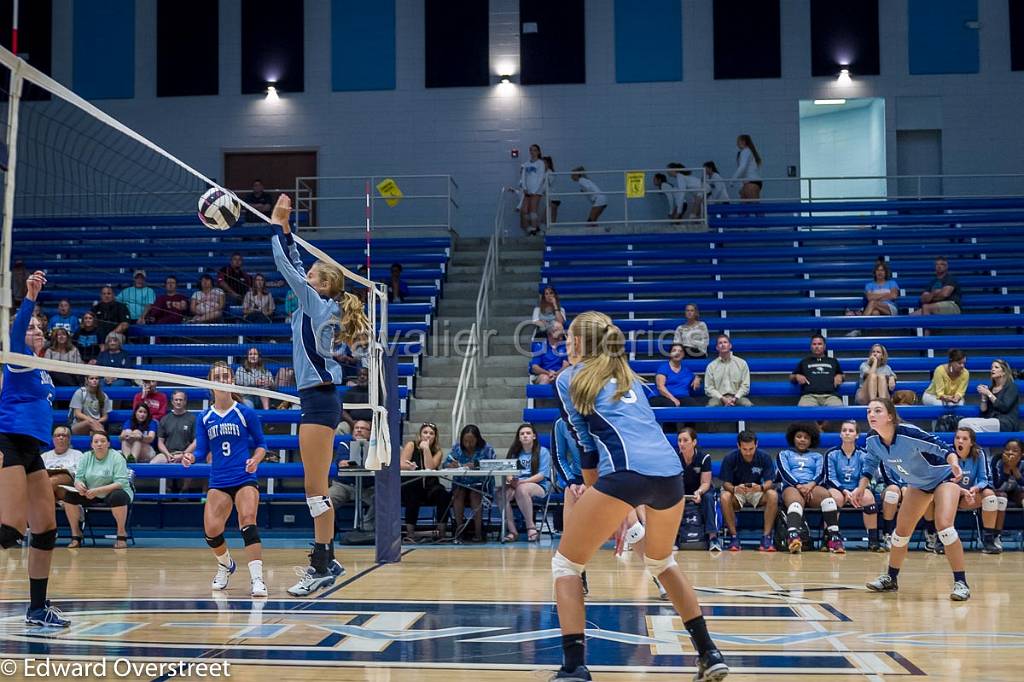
left=182, top=362, right=268, bottom=597
left=0, top=271, right=69, bottom=627
left=552, top=311, right=727, bottom=682
left=849, top=398, right=971, bottom=601
left=269, top=194, right=370, bottom=597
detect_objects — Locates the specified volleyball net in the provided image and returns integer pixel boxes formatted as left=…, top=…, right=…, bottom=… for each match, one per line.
left=0, top=47, right=393, bottom=467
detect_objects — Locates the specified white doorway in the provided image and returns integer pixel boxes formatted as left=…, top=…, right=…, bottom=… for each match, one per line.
left=799, top=98, right=886, bottom=200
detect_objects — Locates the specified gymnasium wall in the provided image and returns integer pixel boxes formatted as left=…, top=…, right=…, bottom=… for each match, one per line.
left=40, top=0, right=1024, bottom=233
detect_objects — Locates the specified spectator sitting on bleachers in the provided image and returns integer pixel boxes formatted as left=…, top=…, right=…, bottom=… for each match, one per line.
left=445, top=424, right=495, bottom=543
left=74, top=311, right=102, bottom=364
left=217, top=253, right=254, bottom=304
left=703, top=161, right=730, bottom=203
left=502, top=424, right=551, bottom=543
left=825, top=420, right=883, bottom=552
left=676, top=427, right=721, bottom=552
left=61, top=430, right=133, bottom=549
left=399, top=422, right=449, bottom=541
left=673, top=303, right=710, bottom=359
left=120, top=403, right=158, bottom=463
left=147, top=276, right=190, bottom=325
left=97, top=334, right=133, bottom=387
left=530, top=321, right=568, bottom=385
left=42, top=425, right=84, bottom=547
left=69, top=376, right=111, bottom=435
left=651, top=343, right=701, bottom=408
left=719, top=430, right=778, bottom=552
left=855, top=344, right=896, bottom=405
left=387, top=263, right=409, bottom=304
left=922, top=348, right=969, bottom=407
left=959, top=359, right=1020, bottom=433
left=848, top=260, right=899, bottom=317
left=531, top=286, right=566, bottom=336
left=44, top=327, right=83, bottom=387
left=243, top=274, right=275, bottom=323
left=117, top=270, right=155, bottom=324
left=704, top=334, right=752, bottom=407
left=912, top=256, right=962, bottom=316
left=952, top=426, right=1000, bottom=553
left=154, top=390, right=196, bottom=465
left=791, top=334, right=844, bottom=407
left=331, top=419, right=376, bottom=532
left=236, top=347, right=277, bottom=410
left=991, top=438, right=1023, bottom=548
left=92, top=286, right=131, bottom=347
left=132, top=380, right=168, bottom=422
left=189, top=274, right=225, bottom=324
left=570, top=167, right=608, bottom=228
left=243, top=179, right=274, bottom=221
left=777, top=421, right=841, bottom=553
left=51, top=299, right=79, bottom=335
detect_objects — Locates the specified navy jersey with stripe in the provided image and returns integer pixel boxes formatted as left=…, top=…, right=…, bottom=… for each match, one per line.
left=776, top=449, right=825, bottom=487
left=552, top=418, right=584, bottom=487
left=555, top=364, right=682, bottom=479
left=958, top=450, right=991, bottom=490
left=861, top=424, right=954, bottom=491
left=0, top=297, right=55, bottom=444
left=195, top=402, right=267, bottom=489
left=825, top=447, right=868, bottom=491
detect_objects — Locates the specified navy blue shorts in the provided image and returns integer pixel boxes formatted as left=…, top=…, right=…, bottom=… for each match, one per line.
left=0, top=433, right=45, bottom=475
left=918, top=474, right=957, bottom=495
left=593, top=470, right=685, bottom=510
left=299, top=384, right=342, bottom=428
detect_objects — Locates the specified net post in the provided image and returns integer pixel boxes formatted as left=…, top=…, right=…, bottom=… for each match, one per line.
left=374, top=351, right=402, bottom=564
left=365, top=179, right=371, bottom=277
left=0, top=56, right=24, bottom=360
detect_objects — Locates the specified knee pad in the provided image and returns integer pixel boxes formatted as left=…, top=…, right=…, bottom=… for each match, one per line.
left=787, top=502, right=803, bottom=516
left=205, top=533, right=226, bottom=549
left=0, top=524, right=24, bottom=549
left=883, top=490, right=901, bottom=505
left=240, top=525, right=261, bottom=547
left=551, top=552, right=586, bottom=581
left=625, top=522, right=645, bottom=545
left=29, top=528, right=57, bottom=551
left=820, top=497, right=838, bottom=513
left=996, top=496, right=1009, bottom=512
left=889, top=532, right=910, bottom=547
left=307, top=495, right=332, bottom=519
left=982, top=495, right=999, bottom=512
left=644, top=553, right=678, bottom=578
left=938, top=526, right=959, bottom=546
left=862, top=504, right=878, bottom=515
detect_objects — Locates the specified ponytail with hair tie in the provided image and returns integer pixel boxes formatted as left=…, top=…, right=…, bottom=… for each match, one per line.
left=568, top=312, right=640, bottom=415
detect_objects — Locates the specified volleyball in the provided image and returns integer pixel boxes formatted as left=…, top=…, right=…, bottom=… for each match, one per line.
left=197, top=187, right=241, bottom=230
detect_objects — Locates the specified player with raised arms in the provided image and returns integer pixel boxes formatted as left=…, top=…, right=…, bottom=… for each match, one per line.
left=269, top=194, right=370, bottom=597
left=183, top=362, right=268, bottom=596
left=0, top=271, right=69, bottom=627
left=850, top=398, right=970, bottom=600
left=551, top=311, right=727, bottom=681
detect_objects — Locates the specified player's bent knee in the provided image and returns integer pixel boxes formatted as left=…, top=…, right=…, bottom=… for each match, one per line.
left=938, top=526, right=959, bottom=546
left=862, top=504, right=878, bottom=515
left=820, top=497, right=837, bottom=513
left=644, top=553, right=678, bottom=578
left=551, top=552, right=585, bottom=581
left=981, top=495, right=999, bottom=512
left=241, top=525, right=261, bottom=546
left=996, top=496, right=1008, bottom=512
left=883, top=489, right=900, bottom=505
left=889, top=532, right=910, bottom=547
left=306, top=495, right=332, bottom=518
left=0, top=525, right=25, bottom=549
left=28, top=527, right=57, bottom=551
left=205, top=533, right=226, bottom=549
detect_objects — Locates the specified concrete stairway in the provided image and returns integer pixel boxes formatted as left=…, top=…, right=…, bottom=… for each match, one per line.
left=404, top=236, right=545, bottom=452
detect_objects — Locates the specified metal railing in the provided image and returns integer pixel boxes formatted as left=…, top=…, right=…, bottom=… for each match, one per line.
left=294, top=174, right=458, bottom=232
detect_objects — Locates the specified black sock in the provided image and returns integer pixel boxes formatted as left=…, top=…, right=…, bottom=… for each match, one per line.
left=887, top=565, right=900, bottom=581
left=924, top=519, right=936, bottom=534
left=953, top=570, right=967, bottom=586
left=882, top=518, right=893, bottom=534
left=684, top=615, right=716, bottom=656
left=786, top=510, right=802, bottom=531
left=868, top=528, right=879, bottom=543
left=561, top=633, right=585, bottom=671
left=823, top=509, right=839, bottom=532
left=29, top=578, right=48, bottom=610
left=311, top=543, right=330, bottom=573
left=328, top=540, right=336, bottom=561
left=983, top=528, right=995, bottom=542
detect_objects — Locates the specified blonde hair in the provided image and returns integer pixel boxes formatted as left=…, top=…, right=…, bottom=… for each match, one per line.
left=869, top=343, right=889, bottom=366
left=568, top=311, right=640, bottom=416
left=310, top=262, right=371, bottom=347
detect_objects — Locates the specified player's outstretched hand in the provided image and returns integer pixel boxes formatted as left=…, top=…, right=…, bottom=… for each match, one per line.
left=271, top=194, right=292, bottom=233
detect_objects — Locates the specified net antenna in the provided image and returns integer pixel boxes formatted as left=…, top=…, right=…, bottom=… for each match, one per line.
left=0, top=47, right=392, bottom=465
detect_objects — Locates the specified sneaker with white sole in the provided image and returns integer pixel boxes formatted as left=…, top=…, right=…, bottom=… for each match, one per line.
left=866, top=573, right=898, bottom=593
left=25, top=601, right=70, bottom=628
left=550, top=666, right=592, bottom=681
left=708, top=537, right=723, bottom=553
left=212, top=560, right=236, bottom=591
left=287, top=566, right=336, bottom=597
left=652, top=575, right=669, bottom=601
left=950, top=580, right=971, bottom=601
left=329, top=558, right=346, bottom=578
left=694, top=648, right=729, bottom=681
left=251, top=577, right=268, bottom=598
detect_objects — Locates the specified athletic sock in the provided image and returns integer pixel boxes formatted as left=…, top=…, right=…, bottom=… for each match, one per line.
left=248, top=560, right=264, bottom=581
left=561, top=633, right=585, bottom=671
left=887, top=565, right=900, bottom=582
left=29, top=578, right=48, bottom=611
left=823, top=512, right=840, bottom=533
left=216, top=549, right=233, bottom=568
left=328, top=540, right=336, bottom=561
left=868, top=528, right=879, bottom=544
left=311, top=543, right=330, bottom=573
left=882, top=518, right=894, bottom=534
left=982, top=528, right=995, bottom=542
left=684, top=615, right=716, bottom=656
left=953, top=571, right=967, bottom=586
left=786, top=511, right=802, bottom=531
left=924, top=519, right=936, bottom=534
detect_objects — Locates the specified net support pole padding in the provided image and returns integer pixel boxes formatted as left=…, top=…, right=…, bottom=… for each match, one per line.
left=374, top=351, right=402, bottom=565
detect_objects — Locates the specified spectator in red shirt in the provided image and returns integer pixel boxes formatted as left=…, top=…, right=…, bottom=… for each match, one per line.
left=147, top=276, right=190, bottom=324
left=132, top=380, right=168, bottom=422
left=217, top=253, right=254, bottom=304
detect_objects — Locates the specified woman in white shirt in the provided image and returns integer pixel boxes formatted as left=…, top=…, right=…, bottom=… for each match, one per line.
left=570, top=167, right=607, bottom=227
left=673, top=303, right=710, bottom=359
left=519, top=143, right=547, bottom=235
left=703, top=161, right=730, bottom=203
left=732, top=134, right=763, bottom=200
left=532, top=286, right=567, bottom=337
left=543, top=156, right=560, bottom=224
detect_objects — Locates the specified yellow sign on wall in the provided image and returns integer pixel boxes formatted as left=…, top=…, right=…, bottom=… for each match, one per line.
left=625, top=171, right=646, bottom=199
left=376, top=178, right=403, bottom=207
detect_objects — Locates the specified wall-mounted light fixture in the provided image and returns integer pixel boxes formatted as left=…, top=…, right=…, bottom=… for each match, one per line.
left=266, top=85, right=280, bottom=101
left=836, top=68, right=852, bottom=86
left=814, top=98, right=847, bottom=105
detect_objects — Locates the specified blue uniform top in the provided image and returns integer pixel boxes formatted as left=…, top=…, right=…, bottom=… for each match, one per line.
left=958, top=450, right=991, bottom=490
left=990, top=453, right=1021, bottom=489
left=861, top=423, right=954, bottom=491
left=271, top=225, right=346, bottom=389
left=515, top=446, right=552, bottom=494
left=825, top=446, right=868, bottom=491
left=0, top=297, right=55, bottom=444
left=719, top=448, right=775, bottom=486
left=552, top=418, right=584, bottom=488
left=529, top=340, right=568, bottom=374
left=776, top=449, right=825, bottom=487
left=555, top=363, right=682, bottom=479
left=195, top=402, right=267, bottom=489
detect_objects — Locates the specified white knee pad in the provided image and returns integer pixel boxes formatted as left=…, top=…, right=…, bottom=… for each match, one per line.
left=552, top=552, right=586, bottom=581
left=996, top=496, right=1009, bottom=512
left=644, top=553, right=678, bottom=578
left=938, top=526, right=959, bottom=546
left=982, top=495, right=999, bottom=512
left=820, top=497, right=838, bottom=513
left=625, top=522, right=646, bottom=545
left=883, top=490, right=901, bottom=505
left=787, top=502, right=803, bottom=516
left=889, top=532, right=910, bottom=547
left=306, top=495, right=332, bottom=519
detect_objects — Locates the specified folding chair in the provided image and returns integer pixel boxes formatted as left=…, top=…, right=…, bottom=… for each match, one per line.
left=84, top=470, right=136, bottom=547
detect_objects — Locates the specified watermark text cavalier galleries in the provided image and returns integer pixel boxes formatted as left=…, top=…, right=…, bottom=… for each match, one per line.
left=1, top=657, right=231, bottom=678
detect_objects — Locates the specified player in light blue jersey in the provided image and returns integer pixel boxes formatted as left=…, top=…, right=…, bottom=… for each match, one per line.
left=183, top=363, right=268, bottom=596
left=0, top=271, right=68, bottom=628
left=824, top=420, right=882, bottom=552
left=269, top=195, right=369, bottom=597
left=776, top=422, right=843, bottom=554
left=951, top=427, right=999, bottom=554
left=850, top=399, right=970, bottom=601
left=552, top=311, right=727, bottom=682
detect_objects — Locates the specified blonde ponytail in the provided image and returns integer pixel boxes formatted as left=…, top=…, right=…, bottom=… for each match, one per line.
left=568, top=311, right=639, bottom=415
left=336, top=291, right=370, bottom=347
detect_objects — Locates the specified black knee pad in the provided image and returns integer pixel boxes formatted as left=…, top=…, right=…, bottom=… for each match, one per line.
left=205, top=533, right=226, bottom=549
left=863, top=504, right=878, bottom=515
left=0, top=524, right=25, bottom=549
left=240, top=525, right=261, bottom=546
left=29, top=528, right=58, bottom=551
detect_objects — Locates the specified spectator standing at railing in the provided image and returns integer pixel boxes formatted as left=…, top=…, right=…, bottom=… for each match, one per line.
left=677, top=165, right=704, bottom=221
left=132, top=380, right=168, bottom=422
left=543, top=156, right=560, bottom=224
left=44, top=328, right=83, bottom=387
left=74, top=312, right=102, bottom=364
left=154, top=391, right=196, bottom=465
left=570, top=167, right=608, bottom=228
left=791, top=335, right=844, bottom=407
left=386, top=263, right=410, bottom=304
left=703, top=162, right=730, bottom=203
left=673, top=303, right=709, bottom=359
left=117, top=270, right=156, bottom=324
left=92, top=286, right=131, bottom=347
left=51, top=299, right=80, bottom=335
left=922, top=349, right=969, bottom=407
left=217, top=253, right=254, bottom=304
left=242, top=274, right=276, bottom=323
left=652, top=173, right=679, bottom=221
left=912, top=257, right=962, bottom=317
left=519, top=143, right=547, bottom=236
left=190, top=274, right=225, bottom=324
left=664, top=164, right=688, bottom=220
left=704, top=335, right=753, bottom=407
left=732, top=134, right=763, bottom=200
left=147, top=276, right=190, bottom=325
left=958, top=360, right=1020, bottom=433
left=243, top=179, right=275, bottom=222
